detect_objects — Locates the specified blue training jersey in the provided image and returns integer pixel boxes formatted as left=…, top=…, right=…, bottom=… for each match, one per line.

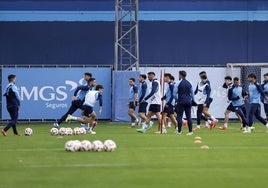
left=228, top=86, right=245, bottom=107
left=164, top=82, right=175, bottom=105
left=248, top=82, right=265, bottom=104
left=262, top=81, right=268, bottom=104
left=138, top=81, right=147, bottom=102
left=129, top=85, right=138, bottom=102
left=4, top=83, right=21, bottom=107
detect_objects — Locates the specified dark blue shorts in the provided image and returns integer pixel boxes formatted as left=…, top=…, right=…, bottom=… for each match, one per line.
left=148, top=104, right=161, bottom=113
left=163, top=104, right=174, bottom=115
left=206, top=98, right=213, bottom=108
left=138, top=102, right=148, bottom=113
left=83, top=105, right=93, bottom=117
left=264, top=104, right=268, bottom=114
left=226, top=103, right=235, bottom=112
left=129, top=101, right=137, bottom=110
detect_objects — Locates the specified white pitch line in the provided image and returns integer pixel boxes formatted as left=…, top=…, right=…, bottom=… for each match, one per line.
left=29, top=163, right=133, bottom=168
left=1, top=146, right=268, bottom=152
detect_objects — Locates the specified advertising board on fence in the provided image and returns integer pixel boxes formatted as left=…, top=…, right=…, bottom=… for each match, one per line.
left=1, top=68, right=111, bottom=120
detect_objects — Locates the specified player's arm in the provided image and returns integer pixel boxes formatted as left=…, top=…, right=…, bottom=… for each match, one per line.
left=173, top=82, right=179, bottom=102
left=242, top=89, right=248, bottom=100
left=133, top=86, right=138, bottom=106
left=98, top=93, right=103, bottom=114
left=222, top=83, right=228, bottom=89
left=194, top=84, right=198, bottom=95
left=204, top=84, right=211, bottom=105
left=166, top=84, right=174, bottom=105
left=139, top=84, right=147, bottom=103
left=227, top=87, right=239, bottom=101
left=12, top=85, right=21, bottom=106
left=144, top=81, right=158, bottom=101
left=256, top=83, right=268, bottom=101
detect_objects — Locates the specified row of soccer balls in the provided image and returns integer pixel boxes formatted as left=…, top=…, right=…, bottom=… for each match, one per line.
left=24, top=127, right=88, bottom=136
left=50, top=127, right=87, bottom=136
left=65, top=139, right=117, bottom=152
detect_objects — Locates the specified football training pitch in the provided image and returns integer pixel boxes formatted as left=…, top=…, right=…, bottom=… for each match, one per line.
left=0, top=122, right=267, bottom=188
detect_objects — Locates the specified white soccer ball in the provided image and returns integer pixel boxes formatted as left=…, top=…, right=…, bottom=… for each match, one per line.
left=24, top=127, right=33, bottom=136
left=50, top=127, right=59, bottom=135
left=73, top=140, right=81, bottom=151
left=65, top=140, right=75, bottom=152
left=92, top=140, right=104, bottom=152
left=80, top=140, right=92, bottom=151
left=59, top=127, right=67, bottom=135
left=104, top=139, right=117, bottom=152
left=66, top=127, right=73, bottom=135
left=73, top=127, right=81, bottom=135
left=79, top=127, right=87, bottom=135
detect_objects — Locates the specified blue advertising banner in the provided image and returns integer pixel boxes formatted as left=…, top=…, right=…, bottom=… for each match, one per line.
left=1, top=68, right=111, bottom=120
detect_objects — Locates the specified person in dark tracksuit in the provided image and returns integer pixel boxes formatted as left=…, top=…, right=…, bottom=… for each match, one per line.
left=173, top=70, right=195, bottom=135
left=247, top=73, right=268, bottom=133
left=2, top=74, right=21, bottom=136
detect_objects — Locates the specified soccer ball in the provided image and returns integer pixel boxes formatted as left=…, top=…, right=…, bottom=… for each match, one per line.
left=65, top=140, right=75, bottom=152
left=79, top=127, right=87, bottom=135
left=66, top=127, right=73, bottom=135
left=25, top=128, right=33, bottom=136
left=80, top=140, right=92, bottom=151
left=104, top=139, right=117, bottom=152
left=92, top=140, right=104, bottom=152
left=59, top=127, right=67, bottom=135
left=50, top=128, right=59, bottom=135
left=73, top=127, right=81, bottom=135
left=73, top=140, right=81, bottom=151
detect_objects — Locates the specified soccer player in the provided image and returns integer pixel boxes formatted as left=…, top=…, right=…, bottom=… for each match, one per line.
left=2, top=74, right=21, bottom=136
left=65, top=84, right=104, bottom=134
left=193, top=74, right=215, bottom=130
left=262, top=73, right=268, bottom=121
left=137, top=74, right=148, bottom=127
left=137, top=72, right=162, bottom=133
left=173, top=70, right=195, bottom=135
left=228, top=77, right=249, bottom=133
left=161, top=73, right=177, bottom=131
left=220, top=76, right=245, bottom=130
left=247, top=73, right=268, bottom=133
left=128, top=78, right=139, bottom=127
left=199, top=71, right=218, bottom=128
left=53, top=76, right=95, bottom=128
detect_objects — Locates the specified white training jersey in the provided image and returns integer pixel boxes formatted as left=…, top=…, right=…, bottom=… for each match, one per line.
left=195, top=81, right=208, bottom=105
left=147, top=79, right=162, bottom=105
left=84, top=90, right=99, bottom=107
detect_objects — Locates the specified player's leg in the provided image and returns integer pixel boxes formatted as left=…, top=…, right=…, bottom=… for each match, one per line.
left=138, top=102, right=148, bottom=126
left=137, top=108, right=153, bottom=133
left=254, top=104, right=268, bottom=130
left=235, top=107, right=248, bottom=130
left=247, top=104, right=257, bottom=133
left=2, top=107, right=19, bottom=136
left=194, top=104, right=203, bottom=130
left=175, top=103, right=184, bottom=134
left=128, top=102, right=138, bottom=127
left=54, top=100, right=80, bottom=128
left=184, top=103, right=193, bottom=135
left=10, top=107, right=19, bottom=136
left=264, top=104, right=268, bottom=122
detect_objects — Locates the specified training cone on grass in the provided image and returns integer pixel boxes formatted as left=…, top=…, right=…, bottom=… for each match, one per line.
left=195, top=136, right=202, bottom=140
left=194, top=140, right=202, bottom=144
left=200, top=145, right=209, bottom=150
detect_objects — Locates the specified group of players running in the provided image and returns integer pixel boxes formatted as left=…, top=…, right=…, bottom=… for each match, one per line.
left=128, top=71, right=268, bottom=134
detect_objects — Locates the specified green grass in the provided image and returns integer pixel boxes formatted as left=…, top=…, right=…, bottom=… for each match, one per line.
left=0, top=122, right=268, bottom=188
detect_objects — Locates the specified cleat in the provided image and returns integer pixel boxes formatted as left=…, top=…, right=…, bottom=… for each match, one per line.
left=1, top=129, right=7, bottom=136
left=137, top=129, right=146, bottom=133
left=166, top=125, right=172, bottom=129
left=186, top=132, right=193, bottom=136
left=183, top=120, right=188, bottom=128
left=81, top=124, right=89, bottom=130
left=65, top=114, right=72, bottom=122
left=53, top=123, right=59, bottom=129
left=242, top=127, right=250, bottom=134
left=203, top=125, right=209, bottom=129
left=176, top=132, right=182, bottom=135
left=147, top=121, right=154, bottom=130
left=162, top=128, right=167, bottom=134
left=250, top=127, right=255, bottom=132
left=219, top=126, right=228, bottom=130
left=88, top=130, right=96, bottom=135
left=210, top=121, right=217, bottom=130
left=14, top=133, right=21, bottom=136
left=193, top=127, right=201, bottom=131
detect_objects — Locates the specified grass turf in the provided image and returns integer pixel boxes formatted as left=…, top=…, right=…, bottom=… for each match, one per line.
left=0, top=122, right=268, bottom=188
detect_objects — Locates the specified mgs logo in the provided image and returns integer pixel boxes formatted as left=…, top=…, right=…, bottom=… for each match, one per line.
left=20, top=78, right=84, bottom=110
